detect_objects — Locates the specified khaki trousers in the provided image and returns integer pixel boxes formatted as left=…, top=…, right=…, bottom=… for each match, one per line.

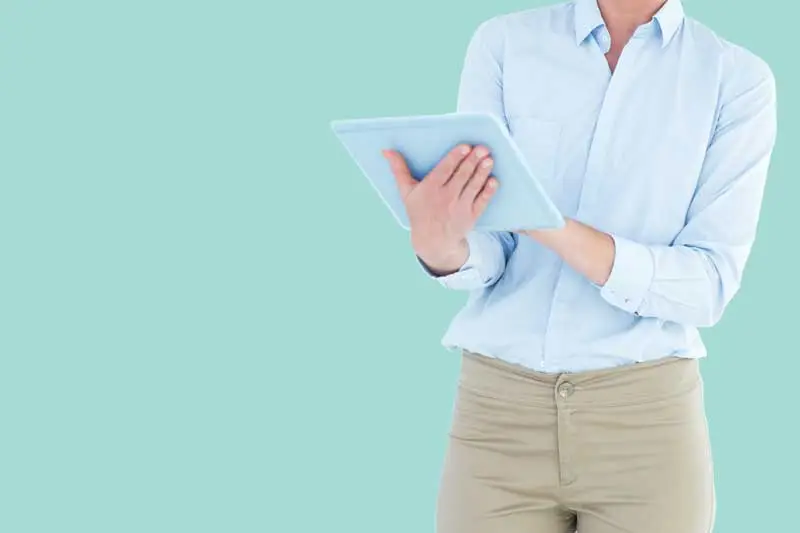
left=437, top=351, right=716, bottom=533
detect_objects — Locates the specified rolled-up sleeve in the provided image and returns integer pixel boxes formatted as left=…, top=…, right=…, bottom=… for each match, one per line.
left=600, top=52, right=777, bottom=327
left=418, top=231, right=517, bottom=290
left=600, top=235, right=655, bottom=315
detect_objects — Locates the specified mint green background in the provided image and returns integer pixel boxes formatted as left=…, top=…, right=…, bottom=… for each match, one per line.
left=0, top=1, right=796, bottom=531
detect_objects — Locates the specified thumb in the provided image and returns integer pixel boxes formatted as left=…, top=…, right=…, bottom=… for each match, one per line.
left=382, top=150, right=416, bottom=198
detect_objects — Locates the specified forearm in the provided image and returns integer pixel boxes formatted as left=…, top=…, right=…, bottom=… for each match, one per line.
left=523, top=218, right=738, bottom=327
left=524, top=218, right=615, bottom=286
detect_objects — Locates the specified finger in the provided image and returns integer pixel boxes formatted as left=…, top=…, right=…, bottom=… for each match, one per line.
left=426, top=144, right=472, bottom=186
left=382, top=150, right=416, bottom=198
left=471, top=176, right=499, bottom=218
left=461, top=155, right=493, bottom=201
left=447, top=145, right=489, bottom=192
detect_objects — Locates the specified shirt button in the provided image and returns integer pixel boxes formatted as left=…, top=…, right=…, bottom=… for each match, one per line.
left=558, top=382, right=574, bottom=399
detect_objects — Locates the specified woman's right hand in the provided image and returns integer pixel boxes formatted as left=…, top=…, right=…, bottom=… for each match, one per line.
left=382, top=144, right=498, bottom=275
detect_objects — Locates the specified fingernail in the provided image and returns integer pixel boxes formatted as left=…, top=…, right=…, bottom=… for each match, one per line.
left=488, top=178, right=497, bottom=188
left=482, top=158, right=493, bottom=168
left=475, top=147, right=488, bottom=158
left=460, top=145, right=470, bottom=155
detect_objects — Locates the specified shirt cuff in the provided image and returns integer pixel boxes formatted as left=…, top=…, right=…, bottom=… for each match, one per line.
left=599, top=234, right=655, bottom=315
left=416, top=233, right=489, bottom=290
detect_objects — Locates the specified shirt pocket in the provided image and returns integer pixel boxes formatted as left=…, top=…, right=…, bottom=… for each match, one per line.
left=506, top=114, right=563, bottom=186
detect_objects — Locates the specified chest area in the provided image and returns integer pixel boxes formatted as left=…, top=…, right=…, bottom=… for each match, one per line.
left=498, top=36, right=722, bottom=237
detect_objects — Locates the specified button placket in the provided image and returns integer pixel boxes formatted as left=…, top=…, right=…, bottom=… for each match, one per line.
left=540, top=269, right=567, bottom=365
left=576, top=35, right=651, bottom=223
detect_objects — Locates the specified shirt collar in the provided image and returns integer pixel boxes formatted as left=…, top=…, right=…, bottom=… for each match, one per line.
left=653, top=0, right=684, bottom=46
left=574, top=0, right=685, bottom=48
left=574, top=0, right=605, bottom=46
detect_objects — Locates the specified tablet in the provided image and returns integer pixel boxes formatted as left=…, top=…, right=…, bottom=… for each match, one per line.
left=330, top=112, right=564, bottom=232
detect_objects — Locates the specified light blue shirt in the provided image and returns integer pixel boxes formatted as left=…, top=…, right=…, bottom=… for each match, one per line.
left=425, top=0, right=777, bottom=373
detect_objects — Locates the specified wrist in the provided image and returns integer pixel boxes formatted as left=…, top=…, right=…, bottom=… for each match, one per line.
left=414, top=237, right=469, bottom=276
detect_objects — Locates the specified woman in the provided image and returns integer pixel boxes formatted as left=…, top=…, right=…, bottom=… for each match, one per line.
left=383, top=0, right=776, bottom=531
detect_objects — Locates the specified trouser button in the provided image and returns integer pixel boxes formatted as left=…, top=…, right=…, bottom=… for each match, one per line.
left=558, top=382, right=574, bottom=399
